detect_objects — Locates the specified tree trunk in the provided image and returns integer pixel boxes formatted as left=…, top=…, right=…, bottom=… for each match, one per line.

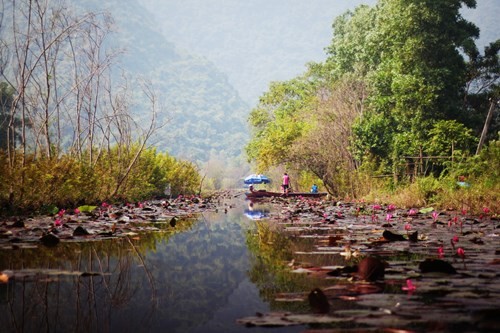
left=476, top=99, right=497, bottom=155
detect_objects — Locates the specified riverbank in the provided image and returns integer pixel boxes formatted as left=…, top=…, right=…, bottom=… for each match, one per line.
left=239, top=196, right=500, bottom=332
left=0, top=191, right=238, bottom=250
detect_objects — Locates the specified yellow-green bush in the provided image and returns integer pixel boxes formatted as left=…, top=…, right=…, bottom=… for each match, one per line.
left=0, top=145, right=201, bottom=214
left=359, top=139, right=499, bottom=213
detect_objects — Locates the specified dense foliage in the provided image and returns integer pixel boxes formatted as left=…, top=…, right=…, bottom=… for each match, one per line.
left=0, top=0, right=201, bottom=213
left=246, top=0, right=499, bottom=210
left=0, top=146, right=200, bottom=213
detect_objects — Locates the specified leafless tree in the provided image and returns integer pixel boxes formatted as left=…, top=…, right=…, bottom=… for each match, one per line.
left=0, top=0, right=160, bottom=204
left=290, top=75, right=368, bottom=197
left=111, top=79, right=160, bottom=197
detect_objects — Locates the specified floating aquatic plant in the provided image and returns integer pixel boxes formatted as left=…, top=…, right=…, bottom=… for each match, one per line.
left=402, top=279, right=416, bottom=293
left=438, top=246, right=444, bottom=258
left=404, top=223, right=412, bottom=236
left=451, top=235, right=459, bottom=250
left=432, top=211, right=439, bottom=222
left=457, top=247, right=466, bottom=269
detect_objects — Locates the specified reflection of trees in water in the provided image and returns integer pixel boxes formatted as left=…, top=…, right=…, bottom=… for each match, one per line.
left=143, top=219, right=250, bottom=331
left=0, top=217, right=199, bottom=332
left=0, top=238, right=146, bottom=332
left=0, top=214, right=257, bottom=332
left=245, top=221, right=330, bottom=313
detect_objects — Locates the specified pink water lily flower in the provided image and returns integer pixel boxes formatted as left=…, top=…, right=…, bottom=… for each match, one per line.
left=372, top=204, right=381, bottom=211
left=448, top=216, right=458, bottom=228
left=457, top=247, right=465, bottom=258
left=387, top=204, right=396, bottom=211
left=58, top=209, right=66, bottom=217
left=408, top=208, right=417, bottom=216
left=482, top=207, right=490, bottom=215
left=404, top=223, right=412, bottom=231
left=402, top=279, right=416, bottom=291
left=438, top=246, right=444, bottom=258
left=74, top=208, right=80, bottom=215
left=385, top=213, right=393, bottom=222
left=432, top=211, right=439, bottom=222
left=54, top=218, right=62, bottom=227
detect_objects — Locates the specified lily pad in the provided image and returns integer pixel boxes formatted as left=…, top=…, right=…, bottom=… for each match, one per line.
left=419, top=207, right=435, bottom=214
left=77, top=205, right=98, bottom=213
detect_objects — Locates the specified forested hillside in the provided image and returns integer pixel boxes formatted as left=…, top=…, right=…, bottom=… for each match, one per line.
left=76, top=0, right=249, bottom=163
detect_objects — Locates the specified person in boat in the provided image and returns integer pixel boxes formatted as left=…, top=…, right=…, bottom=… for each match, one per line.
left=282, top=172, right=290, bottom=194
left=249, top=184, right=255, bottom=192
left=311, top=184, right=318, bottom=193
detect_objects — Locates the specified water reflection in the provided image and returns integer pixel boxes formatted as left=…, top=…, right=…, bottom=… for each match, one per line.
left=0, top=199, right=303, bottom=333
left=243, top=201, right=271, bottom=221
left=244, top=208, right=270, bottom=220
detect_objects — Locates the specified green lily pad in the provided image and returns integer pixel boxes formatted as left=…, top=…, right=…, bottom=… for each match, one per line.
left=77, top=205, right=98, bottom=213
left=419, top=207, right=434, bottom=214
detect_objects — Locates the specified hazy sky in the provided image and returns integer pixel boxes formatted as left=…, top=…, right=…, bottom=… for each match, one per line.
left=140, top=0, right=376, bottom=104
left=140, top=0, right=498, bottom=105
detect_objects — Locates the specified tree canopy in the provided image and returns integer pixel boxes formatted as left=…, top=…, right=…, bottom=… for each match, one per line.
left=246, top=0, right=499, bottom=196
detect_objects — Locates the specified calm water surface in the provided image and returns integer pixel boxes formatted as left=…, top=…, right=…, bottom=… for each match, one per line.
left=0, top=197, right=303, bottom=333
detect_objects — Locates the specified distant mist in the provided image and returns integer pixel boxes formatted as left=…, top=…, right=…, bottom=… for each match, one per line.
left=139, top=0, right=498, bottom=106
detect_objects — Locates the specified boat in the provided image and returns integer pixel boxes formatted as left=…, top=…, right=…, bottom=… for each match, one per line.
left=245, top=189, right=327, bottom=199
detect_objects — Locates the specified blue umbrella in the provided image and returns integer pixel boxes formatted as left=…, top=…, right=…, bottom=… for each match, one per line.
left=244, top=174, right=271, bottom=184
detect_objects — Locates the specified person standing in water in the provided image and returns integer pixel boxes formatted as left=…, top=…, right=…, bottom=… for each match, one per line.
left=282, top=172, right=290, bottom=194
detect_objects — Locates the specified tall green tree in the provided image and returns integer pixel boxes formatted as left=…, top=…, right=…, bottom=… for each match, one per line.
left=246, top=0, right=499, bottom=193
left=246, top=6, right=376, bottom=179
left=355, top=0, right=481, bottom=162
left=246, top=77, right=316, bottom=171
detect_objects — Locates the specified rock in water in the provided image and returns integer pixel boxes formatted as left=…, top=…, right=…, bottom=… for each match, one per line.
left=419, top=259, right=457, bottom=274
left=73, top=226, right=90, bottom=236
left=11, top=219, right=25, bottom=228
left=308, top=288, right=330, bottom=313
left=40, top=233, right=60, bottom=246
left=383, top=229, right=406, bottom=241
left=358, top=257, right=386, bottom=281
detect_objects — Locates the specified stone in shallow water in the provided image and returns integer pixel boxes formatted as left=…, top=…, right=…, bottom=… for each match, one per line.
left=40, top=232, right=60, bottom=246
left=383, top=229, right=406, bottom=242
left=358, top=256, right=386, bottom=281
left=73, top=226, right=90, bottom=236
left=308, top=288, right=330, bottom=313
left=419, top=259, right=457, bottom=274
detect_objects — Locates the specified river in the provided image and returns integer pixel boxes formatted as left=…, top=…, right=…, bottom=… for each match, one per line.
left=0, top=196, right=304, bottom=333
